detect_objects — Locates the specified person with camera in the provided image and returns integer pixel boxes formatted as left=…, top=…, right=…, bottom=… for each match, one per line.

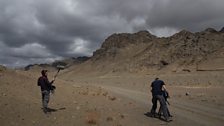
left=150, top=78, right=172, bottom=122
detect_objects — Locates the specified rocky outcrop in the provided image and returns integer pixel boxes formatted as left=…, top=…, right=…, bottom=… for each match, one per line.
left=92, top=31, right=156, bottom=60
left=204, top=28, right=218, bottom=33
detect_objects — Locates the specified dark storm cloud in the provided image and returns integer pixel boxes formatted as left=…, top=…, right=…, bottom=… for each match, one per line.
left=147, top=0, right=224, bottom=32
left=0, top=0, right=223, bottom=67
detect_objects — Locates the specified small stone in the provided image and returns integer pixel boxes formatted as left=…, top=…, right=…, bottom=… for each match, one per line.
left=106, top=117, right=113, bottom=121
left=120, top=114, right=125, bottom=119
left=108, top=96, right=116, bottom=101
left=76, top=106, right=80, bottom=110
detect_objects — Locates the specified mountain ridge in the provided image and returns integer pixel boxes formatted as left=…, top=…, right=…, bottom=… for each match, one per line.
left=65, top=27, right=224, bottom=75
left=21, top=27, right=224, bottom=75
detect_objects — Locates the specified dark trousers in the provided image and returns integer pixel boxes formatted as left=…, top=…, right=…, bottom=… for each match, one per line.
left=150, top=96, right=158, bottom=115
left=150, top=95, right=169, bottom=119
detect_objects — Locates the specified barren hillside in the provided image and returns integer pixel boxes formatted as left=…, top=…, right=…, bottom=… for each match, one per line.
left=64, top=28, right=224, bottom=76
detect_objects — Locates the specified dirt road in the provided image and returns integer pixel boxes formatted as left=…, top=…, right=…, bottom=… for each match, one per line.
left=97, top=84, right=224, bottom=126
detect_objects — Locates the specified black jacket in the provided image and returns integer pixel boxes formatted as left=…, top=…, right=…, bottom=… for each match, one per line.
left=37, top=76, right=54, bottom=91
left=151, top=80, right=165, bottom=96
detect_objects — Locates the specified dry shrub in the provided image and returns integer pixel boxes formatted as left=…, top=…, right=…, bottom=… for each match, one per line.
left=87, top=118, right=97, bottom=125
left=102, top=92, right=108, bottom=96
left=85, top=111, right=100, bottom=125
left=96, top=88, right=102, bottom=96
left=106, top=116, right=113, bottom=122
left=81, top=91, right=89, bottom=95
left=120, top=114, right=125, bottom=119
left=108, top=96, right=116, bottom=101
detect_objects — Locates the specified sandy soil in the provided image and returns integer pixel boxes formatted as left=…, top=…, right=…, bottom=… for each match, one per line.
left=0, top=70, right=224, bottom=126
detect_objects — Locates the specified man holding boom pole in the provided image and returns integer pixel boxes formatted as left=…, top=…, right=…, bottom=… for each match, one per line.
left=37, top=70, right=55, bottom=113
left=37, top=65, right=65, bottom=113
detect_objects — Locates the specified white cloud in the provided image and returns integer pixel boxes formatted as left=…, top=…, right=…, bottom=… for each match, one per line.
left=69, top=38, right=92, bottom=56
left=149, top=27, right=179, bottom=37
left=10, top=43, right=52, bottom=58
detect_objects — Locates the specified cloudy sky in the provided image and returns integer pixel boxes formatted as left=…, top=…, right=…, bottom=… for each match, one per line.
left=0, top=0, right=223, bottom=67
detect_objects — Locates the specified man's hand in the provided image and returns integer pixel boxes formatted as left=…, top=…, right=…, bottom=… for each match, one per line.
left=51, top=78, right=55, bottom=83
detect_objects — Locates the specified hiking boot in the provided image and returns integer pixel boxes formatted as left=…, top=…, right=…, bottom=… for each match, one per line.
left=165, top=117, right=172, bottom=122
left=149, top=111, right=157, bottom=118
left=43, top=107, right=48, bottom=114
left=158, top=113, right=162, bottom=118
left=43, top=108, right=52, bottom=114
left=150, top=112, right=156, bottom=118
left=47, top=107, right=57, bottom=112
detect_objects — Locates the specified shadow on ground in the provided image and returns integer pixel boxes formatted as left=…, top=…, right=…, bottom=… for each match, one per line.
left=41, top=107, right=66, bottom=113
left=144, top=112, right=173, bottom=122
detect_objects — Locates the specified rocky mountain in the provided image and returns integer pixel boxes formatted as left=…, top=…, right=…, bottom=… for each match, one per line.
left=24, top=56, right=90, bottom=71
left=52, top=56, right=90, bottom=68
left=220, top=27, right=224, bottom=33
left=66, top=28, right=224, bottom=75
left=24, top=64, right=52, bottom=71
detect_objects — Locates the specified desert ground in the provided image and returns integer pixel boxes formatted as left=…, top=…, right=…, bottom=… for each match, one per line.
left=0, top=68, right=224, bottom=126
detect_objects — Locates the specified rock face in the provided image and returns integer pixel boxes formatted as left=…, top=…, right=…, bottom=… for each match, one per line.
left=24, top=56, right=90, bottom=71
left=85, top=28, right=224, bottom=73
left=52, top=56, right=90, bottom=67
left=92, top=31, right=156, bottom=60
left=220, top=27, right=224, bottom=33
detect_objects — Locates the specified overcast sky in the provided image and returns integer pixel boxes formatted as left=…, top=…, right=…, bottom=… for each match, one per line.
left=0, top=0, right=223, bottom=68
